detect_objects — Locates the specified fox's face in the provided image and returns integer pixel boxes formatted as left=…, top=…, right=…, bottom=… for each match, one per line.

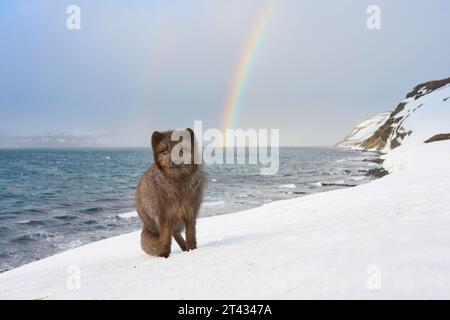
left=151, top=129, right=197, bottom=177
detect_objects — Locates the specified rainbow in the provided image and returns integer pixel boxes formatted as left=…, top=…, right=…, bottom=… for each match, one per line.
left=221, top=0, right=278, bottom=136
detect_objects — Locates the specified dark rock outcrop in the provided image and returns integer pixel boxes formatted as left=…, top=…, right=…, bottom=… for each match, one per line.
left=359, top=168, right=389, bottom=178
left=424, top=133, right=450, bottom=144
left=359, top=77, right=450, bottom=151
left=406, top=77, right=450, bottom=100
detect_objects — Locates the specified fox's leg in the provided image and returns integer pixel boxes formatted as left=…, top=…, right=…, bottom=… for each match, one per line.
left=158, top=222, right=172, bottom=258
left=173, top=232, right=187, bottom=251
left=140, top=228, right=159, bottom=256
left=184, top=219, right=197, bottom=251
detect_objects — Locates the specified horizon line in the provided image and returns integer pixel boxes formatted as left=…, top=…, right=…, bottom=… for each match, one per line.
left=0, top=145, right=335, bottom=150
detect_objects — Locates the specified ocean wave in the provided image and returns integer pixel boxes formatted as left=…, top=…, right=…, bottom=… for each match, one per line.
left=202, top=200, right=226, bottom=207
left=349, top=176, right=365, bottom=181
left=11, top=232, right=53, bottom=243
left=278, top=184, right=296, bottom=189
left=16, top=220, right=31, bottom=224
left=336, top=157, right=368, bottom=163
left=83, top=220, right=99, bottom=225
left=56, top=240, right=84, bottom=250
left=16, top=219, right=48, bottom=226
left=82, top=207, right=103, bottom=214
left=0, top=214, right=17, bottom=221
left=329, top=180, right=345, bottom=184
left=236, top=194, right=249, bottom=198
left=54, top=215, right=78, bottom=221
left=0, top=226, right=11, bottom=235
left=117, top=211, right=138, bottom=219
left=309, top=182, right=323, bottom=187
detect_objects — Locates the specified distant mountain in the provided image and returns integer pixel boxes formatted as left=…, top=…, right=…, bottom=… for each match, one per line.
left=0, top=133, right=107, bottom=148
left=334, top=112, right=391, bottom=149
left=336, top=77, right=450, bottom=152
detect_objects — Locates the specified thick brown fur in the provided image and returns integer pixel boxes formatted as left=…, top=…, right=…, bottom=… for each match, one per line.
left=136, top=129, right=204, bottom=258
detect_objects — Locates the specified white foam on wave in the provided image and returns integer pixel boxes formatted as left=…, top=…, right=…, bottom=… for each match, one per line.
left=236, top=194, right=249, bottom=198
left=278, top=184, right=296, bottom=189
left=202, top=200, right=226, bottom=207
left=117, top=211, right=138, bottom=219
left=310, top=182, right=323, bottom=187
left=56, top=240, right=84, bottom=250
left=349, top=176, right=365, bottom=181
left=329, top=180, right=345, bottom=185
left=337, top=157, right=368, bottom=163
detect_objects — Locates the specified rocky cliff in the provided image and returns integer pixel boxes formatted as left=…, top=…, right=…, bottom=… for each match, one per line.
left=336, top=77, right=450, bottom=152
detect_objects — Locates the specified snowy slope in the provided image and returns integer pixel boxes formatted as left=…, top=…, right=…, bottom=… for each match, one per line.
left=1, top=79, right=450, bottom=299
left=381, top=84, right=450, bottom=172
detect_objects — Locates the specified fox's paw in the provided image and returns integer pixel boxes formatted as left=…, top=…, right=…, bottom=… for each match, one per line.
left=186, top=242, right=197, bottom=251
left=158, top=251, right=170, bottom=258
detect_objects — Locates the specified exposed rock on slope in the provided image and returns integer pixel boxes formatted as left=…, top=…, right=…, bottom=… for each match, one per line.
left=334, top=112, right=391, bottom=148
left=406, top=77, right=450, bottom=100
left=337, top=77, right=450, bottom=152
left=424, top=133, right=450, bottom=144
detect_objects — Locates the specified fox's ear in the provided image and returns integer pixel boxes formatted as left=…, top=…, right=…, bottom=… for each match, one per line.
left=151, top=131, right=164, bottom=150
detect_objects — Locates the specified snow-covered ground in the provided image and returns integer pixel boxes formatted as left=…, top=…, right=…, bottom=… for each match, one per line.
left=1, top=83, right=449, bottom=300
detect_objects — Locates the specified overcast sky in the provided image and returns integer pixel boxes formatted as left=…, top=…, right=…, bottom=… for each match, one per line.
left=1, top=0, right=449, bottom=147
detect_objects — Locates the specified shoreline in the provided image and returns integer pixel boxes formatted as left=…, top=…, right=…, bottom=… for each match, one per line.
left=0, top=172, right=379, bottom=275
left=0, top=147, right=380, bottom=274
left=1, top=151, right=381, bottom=274
left=0, top=148, right=381, bottom=274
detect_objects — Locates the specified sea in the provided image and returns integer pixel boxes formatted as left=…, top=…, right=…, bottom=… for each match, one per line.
left=0, top=147, right=381, bottom=272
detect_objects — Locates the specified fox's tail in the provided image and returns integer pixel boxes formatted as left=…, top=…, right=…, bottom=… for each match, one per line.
left=141, top=228, right=187, bottom=255
left=140, top=228, right=159, bottom=256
